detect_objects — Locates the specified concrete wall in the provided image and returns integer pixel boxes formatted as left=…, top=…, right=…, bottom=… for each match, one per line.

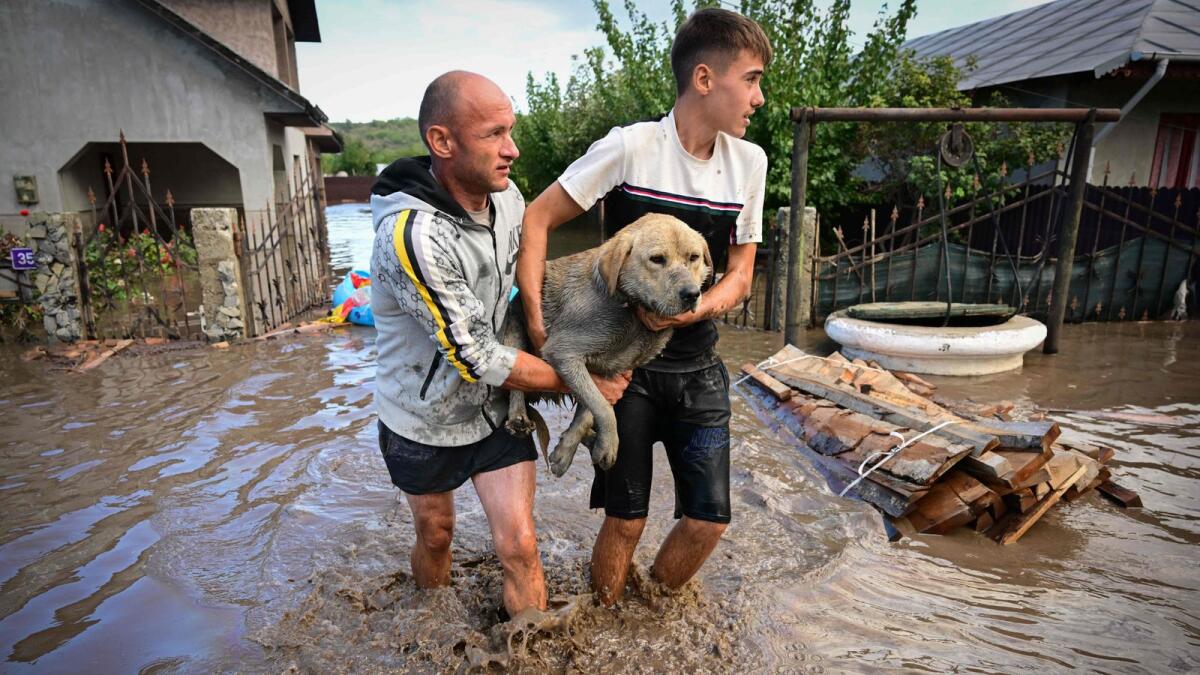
left=0, top=0, right=313, bottom=216
left=157, top=0, right=277, bottom=79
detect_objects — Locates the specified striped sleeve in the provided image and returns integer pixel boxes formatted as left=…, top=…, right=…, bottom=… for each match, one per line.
left=378, top=209, right=516, bottom=386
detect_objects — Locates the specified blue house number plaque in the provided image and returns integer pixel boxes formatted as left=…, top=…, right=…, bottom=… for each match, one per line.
left=10, top=248, right=36, bottom=271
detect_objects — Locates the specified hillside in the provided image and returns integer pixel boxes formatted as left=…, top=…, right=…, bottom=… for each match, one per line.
left=323, top=118, right=425, bottom=175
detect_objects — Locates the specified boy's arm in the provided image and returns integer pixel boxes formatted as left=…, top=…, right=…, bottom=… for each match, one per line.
left=636, top=242, right=758, bottom=330
left=516, top=182, right=583, bottom=353
left=638, top=148, right=767, bottom=331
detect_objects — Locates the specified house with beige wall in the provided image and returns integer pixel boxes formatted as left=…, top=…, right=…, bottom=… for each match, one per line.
left=906, top=0, right=1200, bottom=188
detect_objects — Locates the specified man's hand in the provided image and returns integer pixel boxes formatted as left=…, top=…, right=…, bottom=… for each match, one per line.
left=635, top=305, right=704, bottom=332
left=589, top=370, right=632, bottom=405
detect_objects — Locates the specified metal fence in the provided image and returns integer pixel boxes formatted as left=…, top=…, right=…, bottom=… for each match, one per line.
left=778, top=106, right=1200, bottom=350
left=236, top=167, right=330, bottom=336
left=808, top=156, right=1199, bottom=325
left=78, top=132, right=202, bottom=340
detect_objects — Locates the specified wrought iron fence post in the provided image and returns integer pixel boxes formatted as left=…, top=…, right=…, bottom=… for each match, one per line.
left=785, top=109, right=811, bottom=345
left=1044, top=111, right=1095, bottom=354
left=72, top=218, right=96, bottom=339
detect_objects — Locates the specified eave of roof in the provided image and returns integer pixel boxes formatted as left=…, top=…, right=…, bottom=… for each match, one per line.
left=304, top=124, right=344, bottom=153
left=287, top=0, right=321, bottom=42
left=903, top=0, right=1200, bottom=90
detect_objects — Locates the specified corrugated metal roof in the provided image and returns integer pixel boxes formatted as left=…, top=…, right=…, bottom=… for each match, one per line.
left=904, top=0, right=1200, bottom=89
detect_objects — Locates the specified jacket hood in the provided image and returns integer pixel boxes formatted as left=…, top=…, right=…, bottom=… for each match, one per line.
left=369, top=156, right=471, bottom=232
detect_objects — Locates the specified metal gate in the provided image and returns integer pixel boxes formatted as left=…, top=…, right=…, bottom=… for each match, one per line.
left=79, top=132, right=201, bottom=340
left=236, top=166, right=330, bottom=336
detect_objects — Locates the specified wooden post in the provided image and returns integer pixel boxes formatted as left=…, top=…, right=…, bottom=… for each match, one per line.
left=1044, top=111, right=1095, bottom=354
left=785, top=110, right=811, bottom=345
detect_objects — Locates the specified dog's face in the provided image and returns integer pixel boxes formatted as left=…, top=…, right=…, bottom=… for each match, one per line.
left=595, top=213, right=713, bottom=316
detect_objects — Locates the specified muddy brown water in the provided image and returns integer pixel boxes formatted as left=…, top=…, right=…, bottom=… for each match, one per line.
left=0, top=206, right=1196, bottom=672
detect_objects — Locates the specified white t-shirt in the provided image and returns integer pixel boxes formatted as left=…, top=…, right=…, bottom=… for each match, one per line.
left=555, top=109, right=769, bottom=369
left=559, top=108, right=767, bottom=248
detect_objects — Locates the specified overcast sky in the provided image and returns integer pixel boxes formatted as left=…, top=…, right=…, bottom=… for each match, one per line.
left=296, top=0, right=1053, bottom=123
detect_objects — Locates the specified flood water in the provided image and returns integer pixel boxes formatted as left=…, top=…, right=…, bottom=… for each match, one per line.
left=0, top=205, right=1197, bottom=672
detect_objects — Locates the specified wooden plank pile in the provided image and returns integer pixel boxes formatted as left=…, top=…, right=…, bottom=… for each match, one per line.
left=739, top=345, right=1141, bottom=544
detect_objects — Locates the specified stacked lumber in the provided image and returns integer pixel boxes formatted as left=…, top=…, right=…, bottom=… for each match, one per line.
left=739, top=345, right=1141, bottom=544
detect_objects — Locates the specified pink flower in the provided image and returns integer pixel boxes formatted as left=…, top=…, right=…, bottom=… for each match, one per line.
left=98, top=223, right=106, bottom=233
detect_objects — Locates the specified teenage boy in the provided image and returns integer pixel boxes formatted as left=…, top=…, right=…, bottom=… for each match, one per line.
left=516, top=8, right=772, bottom=605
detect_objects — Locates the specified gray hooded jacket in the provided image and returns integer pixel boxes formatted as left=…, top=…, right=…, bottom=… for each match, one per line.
left=370, top=157, right=523, bottom=446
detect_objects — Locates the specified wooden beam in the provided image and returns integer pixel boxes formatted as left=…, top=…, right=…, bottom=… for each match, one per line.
left=739, top=380, right=923, bottom=517
left=73, top=339, right=134, bottom=373
left=795, top=107, right=1120, bottom=123
left=740, top=363, right=792, bottom=401
left=991, top=464, right=1088, bottom=545
left=1097, top=481, right=1143, bottom=508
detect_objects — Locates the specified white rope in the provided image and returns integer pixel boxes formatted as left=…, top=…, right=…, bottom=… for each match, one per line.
left=837, top=420, right=958, bottom=497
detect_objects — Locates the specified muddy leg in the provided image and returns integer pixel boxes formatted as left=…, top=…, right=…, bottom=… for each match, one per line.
left=651, top=518, right=727, bottom=589
left=591, top=516, right=646, bottom=606
left=405, top=491, right=455, bottom=588
left=473, top=460, right=546, bottom=615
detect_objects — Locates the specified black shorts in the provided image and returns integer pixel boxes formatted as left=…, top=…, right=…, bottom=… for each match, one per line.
left=377, top=420, right=537, bottom=495
left=590, top=362, right=732, bottom=524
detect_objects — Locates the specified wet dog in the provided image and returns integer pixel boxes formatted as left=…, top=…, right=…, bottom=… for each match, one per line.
left=501, top=213, right=712, bottom=476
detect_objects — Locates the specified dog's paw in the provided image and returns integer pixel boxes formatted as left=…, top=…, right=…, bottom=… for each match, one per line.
left=548, top=441, right=579, bottom=477
left=591, top=434, right=618, bottom=471
left=505, top=414, right=536, bottom=438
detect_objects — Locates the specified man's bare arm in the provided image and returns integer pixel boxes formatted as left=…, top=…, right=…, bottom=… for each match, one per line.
left=503, top=350, right=630, bottom=405
left=637, top=242, right=758, bottom=331
left=517, top=182, right=584, bottom=353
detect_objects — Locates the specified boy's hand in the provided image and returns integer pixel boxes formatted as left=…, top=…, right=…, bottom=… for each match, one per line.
left=635, top=305, right=703, bottom=331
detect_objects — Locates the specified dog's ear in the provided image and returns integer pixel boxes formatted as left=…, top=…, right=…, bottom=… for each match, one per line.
left=702, top=244, right=714, bottom=284
left=596, top=234, right=634, bottom=297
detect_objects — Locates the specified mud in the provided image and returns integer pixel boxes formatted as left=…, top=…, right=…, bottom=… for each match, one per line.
left=0, top=207, right=1196, bottom=672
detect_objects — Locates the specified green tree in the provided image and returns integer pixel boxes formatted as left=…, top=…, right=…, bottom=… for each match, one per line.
left=322, top=135, right=376, bottom=176
left=513, top=0, right=1068, bottom=230
left=322, top=118, right=427, bottom=175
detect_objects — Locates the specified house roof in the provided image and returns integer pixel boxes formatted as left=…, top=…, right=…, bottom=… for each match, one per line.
left=287, top=0, right=321, bottom=42
left=904, top=0, right=1200, bottom=90
left=304, top=125, right=344, bottom=153
left=131, top=0, right=328, bottom=126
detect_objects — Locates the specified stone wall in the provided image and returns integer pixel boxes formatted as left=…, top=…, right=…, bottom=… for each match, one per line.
left=191, top=208, right=247, bottom=342
left=28, top=214, right=84, bottom=343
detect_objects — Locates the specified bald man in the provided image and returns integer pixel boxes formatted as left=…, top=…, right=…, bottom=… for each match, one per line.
left=369, top=71, right=629, bottom=616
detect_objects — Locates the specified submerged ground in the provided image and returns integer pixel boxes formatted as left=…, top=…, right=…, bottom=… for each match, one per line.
left=0, top=205, right=1197, bottom=672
